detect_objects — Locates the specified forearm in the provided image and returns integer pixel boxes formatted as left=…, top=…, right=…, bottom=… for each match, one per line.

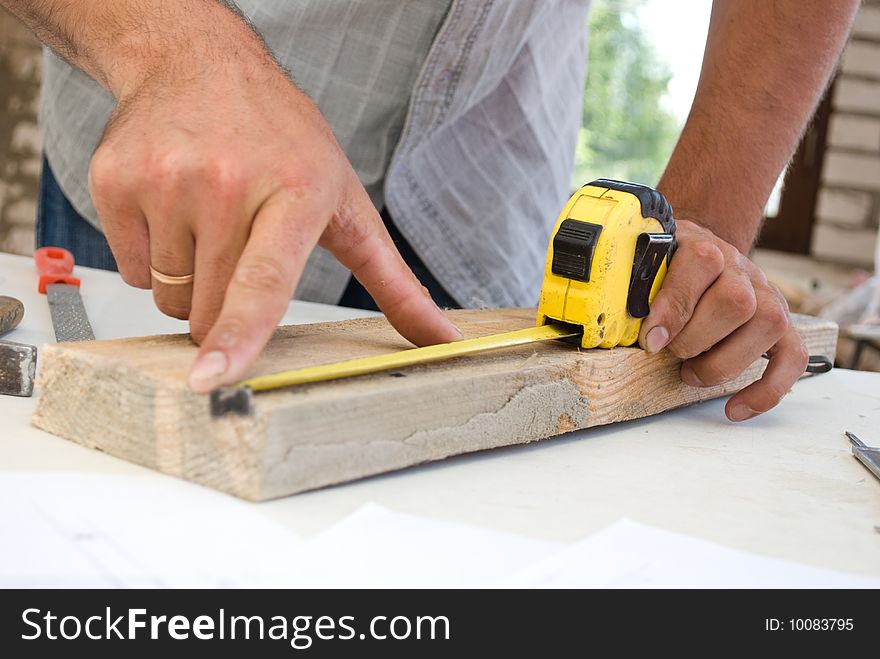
left=658, top=0, right=859, bottom=252
left=0, top=0, right=270, bottom=97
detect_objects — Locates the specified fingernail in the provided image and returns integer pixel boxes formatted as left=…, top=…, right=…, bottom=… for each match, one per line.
left=435, top=303, right=463, bottom=340
left=189, top=351, right=228, bottom=390
left=645, top=326, right=670, bottom=353
left=728, top=404, right=757, bottom=422
left=680, top=364, right=704, bottom=387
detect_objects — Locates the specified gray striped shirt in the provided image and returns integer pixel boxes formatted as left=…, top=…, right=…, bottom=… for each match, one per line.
left=40, top=0, right=591, bottom=307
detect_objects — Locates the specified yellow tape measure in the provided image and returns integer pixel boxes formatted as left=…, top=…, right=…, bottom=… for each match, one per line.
left=211, top=179, right=676, bottom=416
left=241, top=323, right=578, bottom=392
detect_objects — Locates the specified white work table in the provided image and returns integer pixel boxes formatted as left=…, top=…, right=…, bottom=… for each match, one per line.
left=1, top=252, right=878, bottom=585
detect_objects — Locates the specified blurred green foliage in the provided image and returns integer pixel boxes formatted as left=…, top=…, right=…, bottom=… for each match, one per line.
left=574, top=0, right=680, bottom=187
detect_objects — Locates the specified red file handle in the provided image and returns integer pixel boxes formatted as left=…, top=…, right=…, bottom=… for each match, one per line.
left=35, top=246, right=81, bottom=294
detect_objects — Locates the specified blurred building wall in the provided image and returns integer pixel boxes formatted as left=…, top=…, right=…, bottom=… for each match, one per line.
left=813, top=0, right=880, bottom=268
left=0, top=9, right=41, bottom=256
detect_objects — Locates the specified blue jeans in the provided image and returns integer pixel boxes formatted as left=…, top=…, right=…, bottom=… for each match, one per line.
left=36, top=157, right=459, bottom=310
left=36, top=157, right=119, bottom=271
left=338, top=208, right=460, bottom=310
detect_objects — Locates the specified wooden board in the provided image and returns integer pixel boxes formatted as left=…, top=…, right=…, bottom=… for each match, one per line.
left=32, top=309, right=838, bottom=501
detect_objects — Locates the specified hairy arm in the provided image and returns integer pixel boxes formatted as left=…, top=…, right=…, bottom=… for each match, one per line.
left=1, top=1, right=270, bottom=97
left=658, top=0, right=859, bottom=251
left=640, top=0, right=858, bottom=421
left=1, top=0, right=460, bottom=390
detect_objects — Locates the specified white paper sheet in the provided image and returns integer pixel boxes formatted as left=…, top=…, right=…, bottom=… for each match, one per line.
left=288, top=503, right=563, bottom=588
left=4, top=473, right=876, bottom=588
left=0, top=472, right=304, bottom=587
left=0, top=475, right=560, bottom=589
left=497, top=518, right=880, bottom=588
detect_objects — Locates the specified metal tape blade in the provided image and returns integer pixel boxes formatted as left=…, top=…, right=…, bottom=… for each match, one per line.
left=212, top=323, right=581, bottom=417
left=46, top=283, right=95, bottom=342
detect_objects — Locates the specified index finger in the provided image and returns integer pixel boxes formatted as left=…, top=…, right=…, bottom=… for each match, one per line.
left=725, top=326, right=809, bottom=422
left=187, top=194, right=321, bottom=392
left=638, top=239, right=725, bottom=353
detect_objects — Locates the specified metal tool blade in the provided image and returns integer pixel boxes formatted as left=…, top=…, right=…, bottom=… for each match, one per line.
left=46, top=283, right=95, bottom=342
left=0, top=340, right=37, bottom=397
left=846, top=431, right=880, bottom=482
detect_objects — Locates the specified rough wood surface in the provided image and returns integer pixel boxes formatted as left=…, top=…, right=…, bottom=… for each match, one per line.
left=32, top=309, right=838, bottom=500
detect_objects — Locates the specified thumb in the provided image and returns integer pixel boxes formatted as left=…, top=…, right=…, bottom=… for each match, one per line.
left=638, top=238, right=724, bottom=353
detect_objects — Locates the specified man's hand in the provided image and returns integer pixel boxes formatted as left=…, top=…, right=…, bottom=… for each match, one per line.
left=646, top=0, right=858, bottom=420
left=0, top=0, right=461, bottom=393
left=5, top=0, right=460, bottom=392
left=89, top=45, right=460, bottom=392
left=638, top=220, right=808, bottom=422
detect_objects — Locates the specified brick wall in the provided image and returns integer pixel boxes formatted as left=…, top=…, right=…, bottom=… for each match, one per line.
left=813, top=1, right=880, bottom=268
left=0, top=9, right=42, bottom=256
